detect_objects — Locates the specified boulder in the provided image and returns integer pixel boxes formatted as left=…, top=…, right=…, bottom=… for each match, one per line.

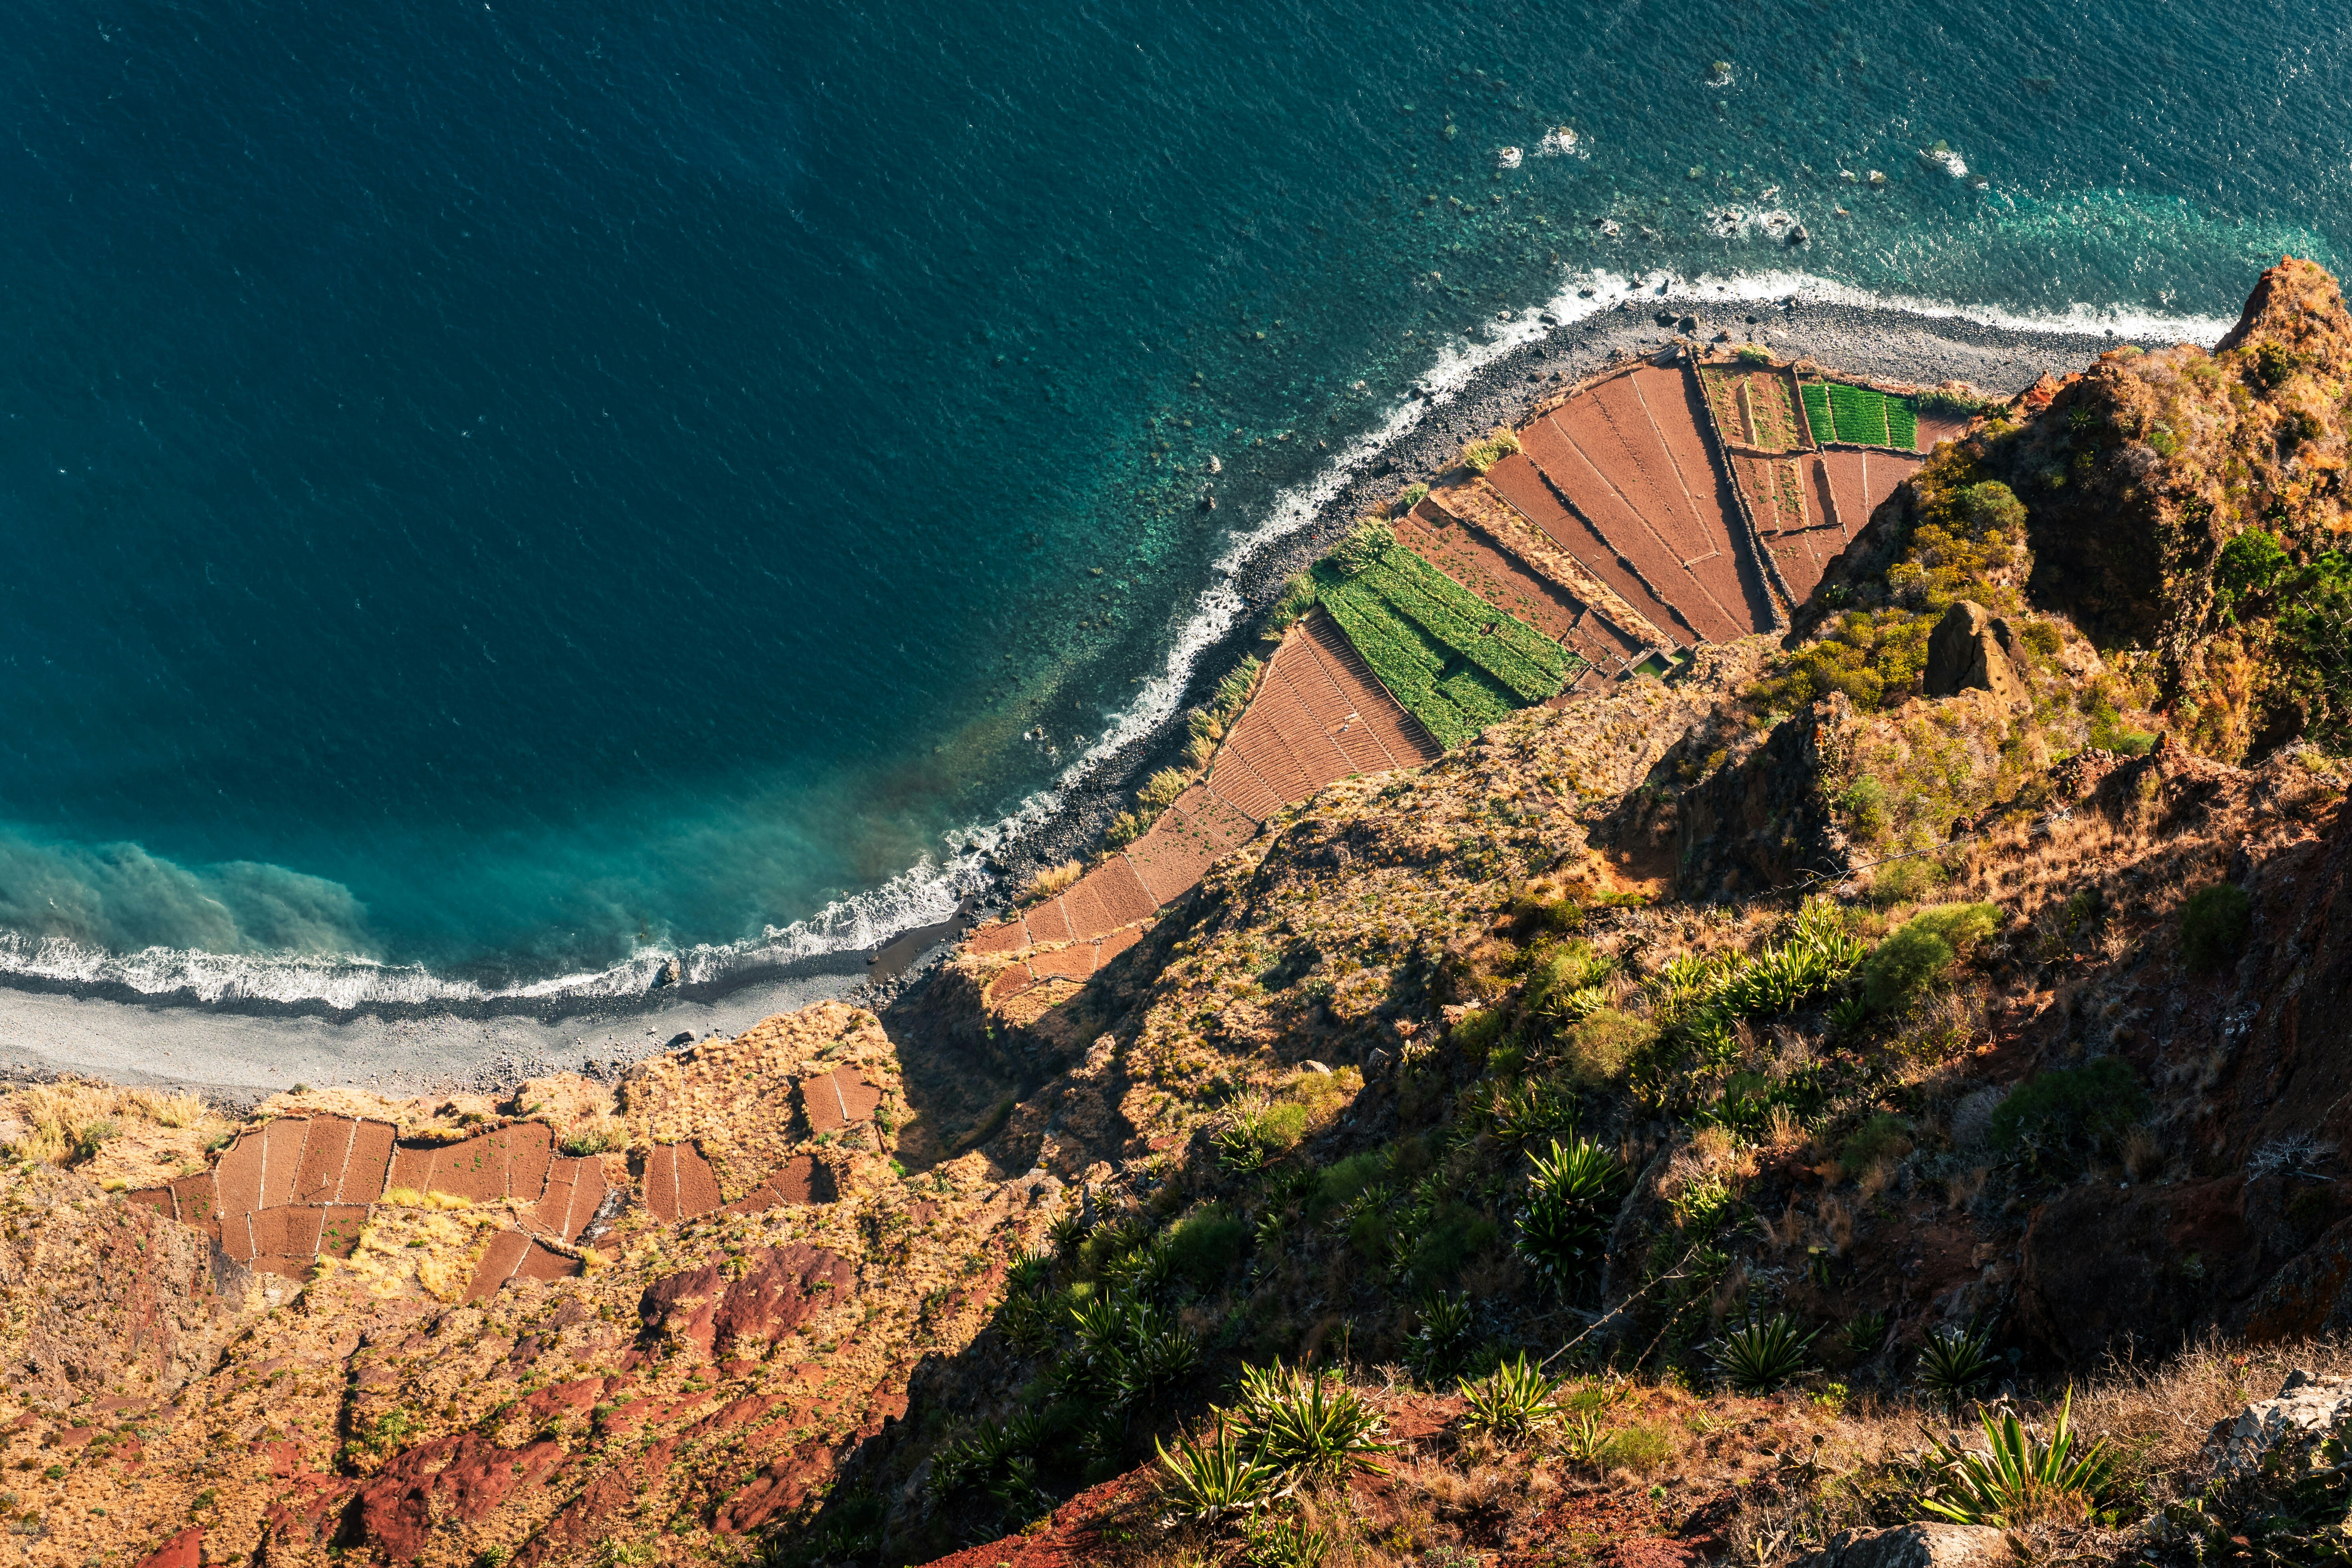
left=1924, top=600, right=2027, bottom=706
left=1798, top=1523, right=2010, bottom=1568
left=2202, top=1370, right=2352, bottom=1484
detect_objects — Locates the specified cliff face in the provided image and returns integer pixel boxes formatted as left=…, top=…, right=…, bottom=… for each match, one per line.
left=1977, top=257, right=2352, bottom=757
left=22, top=266, right=2352, bottom=1568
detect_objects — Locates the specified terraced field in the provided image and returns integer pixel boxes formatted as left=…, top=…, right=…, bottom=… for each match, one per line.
left=125, top=1077, right=884, bottom=1299
left=962, top=353, right=1919, bottom=1018
left=968, top=613, right=1442, bottom=1006
left=1313, top=541, right=1570, bottom=747
left=1700, top=366, right=1803, bottom=453
left=1393, top=500, right=1642, bottom=689
left=1800, top=378, right=1925, bottom=451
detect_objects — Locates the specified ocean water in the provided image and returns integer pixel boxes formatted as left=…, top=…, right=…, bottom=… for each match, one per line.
left=0, top=0, right=2341, bottom=1005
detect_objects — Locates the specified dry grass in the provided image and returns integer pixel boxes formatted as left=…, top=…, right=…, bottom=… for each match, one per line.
left=1022, top=860, right=1083, bottom=905
left=2, top=1079, right=232, bottom=1167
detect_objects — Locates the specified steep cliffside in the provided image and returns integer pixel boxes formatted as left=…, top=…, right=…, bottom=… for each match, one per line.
left=16, top=265, right=2352, bottom=1568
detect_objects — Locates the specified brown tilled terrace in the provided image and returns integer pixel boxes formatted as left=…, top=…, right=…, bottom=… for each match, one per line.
left=123, top=1056, right=889, bottom=1301
left=965, top=349, right=1953, bottom=1012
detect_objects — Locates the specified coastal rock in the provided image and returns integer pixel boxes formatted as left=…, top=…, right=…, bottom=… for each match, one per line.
left=1924, top=600, right=2027, bottom=706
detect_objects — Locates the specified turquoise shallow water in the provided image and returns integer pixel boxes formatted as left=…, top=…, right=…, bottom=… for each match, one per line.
left=0, top=0, right=2341, bottom=1004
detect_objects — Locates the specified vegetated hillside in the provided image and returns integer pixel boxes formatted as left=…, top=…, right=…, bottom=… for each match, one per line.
left=20, top=266, right=2352, bottom=1568
left=1795, top=256, right=2352, bottom=764
left=808, top=268, right=2352, bottom=1568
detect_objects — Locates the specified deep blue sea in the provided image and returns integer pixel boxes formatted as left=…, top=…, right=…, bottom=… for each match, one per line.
left=0, top=0, right=2341, bottom=1005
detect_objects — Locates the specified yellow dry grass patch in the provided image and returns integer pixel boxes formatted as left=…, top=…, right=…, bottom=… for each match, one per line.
left=339, top=1204, right=508, bottom=1302
left=0, top=1079, right=236, bottom=1187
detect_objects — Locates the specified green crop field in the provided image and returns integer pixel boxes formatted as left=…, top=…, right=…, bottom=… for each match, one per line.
left=1828, top=383, right=1888, bottom=445
left=1800, top=382, right=1832, bottom=444
left=1804, top=380, right=1921, bottom=450
left=1315, top=545, right=1573, bottom=749
left=1885, top=397, right=1919, bottom=450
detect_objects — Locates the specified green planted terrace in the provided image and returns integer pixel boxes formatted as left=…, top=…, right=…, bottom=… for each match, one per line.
left=1801, top=380, right=1920, bottom=450
left=1312, top=533, right=1575, bottom=749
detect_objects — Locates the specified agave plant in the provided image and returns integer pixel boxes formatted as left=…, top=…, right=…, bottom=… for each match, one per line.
left=1713, top=1312, right=1817, bottom=1394
left=1228, top=1362, right=1393, bottom=1479
left=1529, top=1135, right=1624, bottom=1207
left=1516, top=1136, right=1626, bottom=1287
left=1459, top=1353, right=1564, bottom=1442
left=1409, top=1291, right=1476, bottom=1384
left=1004, top=1246, right=1055, bottom=1296
left=1045, top=1210, right=1089, bottom=1256
left=1488, top=1078, right=1577, bottom=1144
left=1839, top=1309, right=1890, bottom=1359
left=1918, top=1388, right=2113, bottom=1527
left=1917, top=1323, right=1997, bottom=1408
left=1154, top=1427, right=1280, bottom=1522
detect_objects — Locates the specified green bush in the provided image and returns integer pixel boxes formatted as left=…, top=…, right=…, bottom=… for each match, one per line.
left=1839, top=775, right=1890, bottom=842
left=2180, top=882, right=2252, bottom=974
left=1403, top=1205, right=1499, bottom=1283
left=1329, top=516, right=1395, bottom=576
left=1735, top=345, right=1772, bottom=367
left=1986, top=1058, right=2150, bottom=1169
left=1167, top=1209, right=1251, bottom=1290
left=1861, top=903, right=1998, bottom=1011
left=1312, top=1152, right=1386, bottom=1218
left=1460, top=427, right=1522, bottom=474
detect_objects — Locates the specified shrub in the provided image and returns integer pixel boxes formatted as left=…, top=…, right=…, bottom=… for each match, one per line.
left=1394, top=482, right=1431, bottom=512
left=1460, top=426, right=1522, bottom=474
left=1861, top=903, right=1998, bottom=1011
left=1736, top=345, right=1772, bottom=366
left=559, top=1121, right=624, bottom=1157
left=1460, top=1353, right=1564, bottom=1441
left=1840, top=775, right=1890, bottom=842
left=1022, top=860, right=1082, bottom=904
left=1402, top=1205, right=1498, bottom=1284
left=1313, top=1152, right=1386, bottom=1217
left=1986, top=1059, right=2150, bottom=1171
left=1918, top=1388, right=2112, bottom=1527
left=1215, top=1097, right=1310, bottom=1172
left=1328, top=516, right=1394, bottom=576
left=1167, top=1209, right=1251, bottom=1290
left=2180, top=882, right=2252, bottom=973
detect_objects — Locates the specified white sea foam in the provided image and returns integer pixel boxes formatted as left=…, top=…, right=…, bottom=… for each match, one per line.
left=0, top=266, right=2232, bottom=1011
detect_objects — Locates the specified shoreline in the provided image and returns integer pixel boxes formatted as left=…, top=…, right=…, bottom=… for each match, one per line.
left=0, top=283, right=2167, bottom=1098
